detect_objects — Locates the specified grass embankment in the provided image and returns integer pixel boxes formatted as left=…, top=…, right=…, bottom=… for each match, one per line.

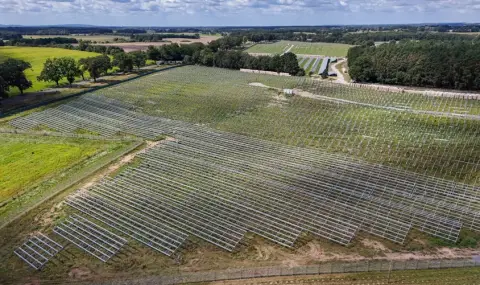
left=246, top=40, right=353, bottom=57
left=0, top=46, right=101, bottom=94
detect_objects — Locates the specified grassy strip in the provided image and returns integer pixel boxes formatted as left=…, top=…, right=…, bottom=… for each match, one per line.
left=191, top=267, right=480, bottom=285
left=0, top=136, right=101, bottom=203
left=0, top=139, right=142, bottom=229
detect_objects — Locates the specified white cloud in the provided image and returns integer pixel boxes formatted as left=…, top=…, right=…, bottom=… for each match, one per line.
left=0, top=0, right=479, bottom=25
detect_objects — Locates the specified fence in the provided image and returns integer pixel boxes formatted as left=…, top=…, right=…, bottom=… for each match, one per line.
left=91, top=258, right=480, bottom=285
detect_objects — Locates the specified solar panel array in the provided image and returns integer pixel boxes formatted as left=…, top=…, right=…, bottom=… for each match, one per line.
left=53, top=214, right=127, bottom=262
left=9, top=87, right=480, bottom=257
left=319, top=57, right=330, bottom=75
left=14, top=233, right=63, bottom=270
left=62, top=123, right=480, bottom=257
left=310, top=58, right=321, bottom=74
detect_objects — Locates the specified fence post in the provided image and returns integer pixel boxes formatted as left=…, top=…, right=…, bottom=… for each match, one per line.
left=387, top=261, right=393, bottom=284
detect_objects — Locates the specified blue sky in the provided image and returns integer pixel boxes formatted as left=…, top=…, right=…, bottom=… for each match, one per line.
left=0, top=0, right=479, bottom=26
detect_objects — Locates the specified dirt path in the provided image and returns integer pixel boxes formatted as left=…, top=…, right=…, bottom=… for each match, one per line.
left=283, top=44, right=294, bottom=54
left=77, top=139, right=167, bottom=192
left=249, top=82, right=480, bottom=120
left=331, top=59, right=347, bottom=84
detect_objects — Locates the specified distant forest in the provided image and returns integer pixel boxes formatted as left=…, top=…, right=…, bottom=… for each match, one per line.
left=232, top=30, right=479, bottom=45
left=348, top=41, right=480, bottom=91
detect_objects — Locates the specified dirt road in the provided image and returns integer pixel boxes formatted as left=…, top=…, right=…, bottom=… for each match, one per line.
left=331, top=59, right=348, bottom=84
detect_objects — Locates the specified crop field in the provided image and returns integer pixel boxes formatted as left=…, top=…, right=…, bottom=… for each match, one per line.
left=247, top=41, right=353, bottom=57
left=1, top=66, right=479, bottom=283
left=0, top=46, right=100, bottom=95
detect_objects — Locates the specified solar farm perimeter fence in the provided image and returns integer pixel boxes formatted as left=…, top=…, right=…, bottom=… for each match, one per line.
left=63, top=258, right=480, bottom=285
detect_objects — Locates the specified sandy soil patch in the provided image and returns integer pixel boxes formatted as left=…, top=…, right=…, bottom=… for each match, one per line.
left=249, top=82, right=271, bottom=88
left=68, top=267, right=92, bottom=279
left=361, top=239, right=391, bottom=252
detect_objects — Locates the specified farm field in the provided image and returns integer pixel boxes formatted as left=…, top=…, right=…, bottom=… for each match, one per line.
left=23, top=34, right=130, bottom=42
left=1, top=66, right=479, bottom=284
left=0, top=135, right=102, bottom=203
left=0, top=46, right=100, bottom=95
left=247, top=40, right=353, bottom=57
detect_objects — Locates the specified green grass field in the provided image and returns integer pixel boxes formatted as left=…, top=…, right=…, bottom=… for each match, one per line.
left=246, top=40, right=353, bottom=57
left=0, top=135, right=109, bottom=202
left=0, top=46, right=101, bottom=95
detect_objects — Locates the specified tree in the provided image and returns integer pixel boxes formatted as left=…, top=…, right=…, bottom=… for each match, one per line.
left=78, top=40, right=88, bottom=51
left=11, top=76, right=33, bottom=95
left=0, top=75, right=8, bottom=99
left=1, top=58, right=32, bottom=95
left=130, top=51, right=147, bottom=69
left=0, top=40, right=4, bottom=47
left=113, top=52, right=133, bottom=72
left=146, top=46, right=161, bottom=61
left=82, top=55, right=111, bottom=82
left=77, top=59, right=88, bottom=80
left=183, top=55, right=193, bottom=64
left=60, top=57, right=81, bottom=85
left=281, top=52, right=302, bottom=75
left=37, top=58, right=64, bottom=86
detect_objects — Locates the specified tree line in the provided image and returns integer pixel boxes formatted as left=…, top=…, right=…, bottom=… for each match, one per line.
left=231, top=30, right=479, bottom=45
left=146, top=39, right=304, bottom=76
left=347, top=41, right=480, bottom=90
left=129, top=33, right=200, bottom=42
left=8, top=37, right=78, bottom=46
left=1, top=51, right=149, bottom=98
